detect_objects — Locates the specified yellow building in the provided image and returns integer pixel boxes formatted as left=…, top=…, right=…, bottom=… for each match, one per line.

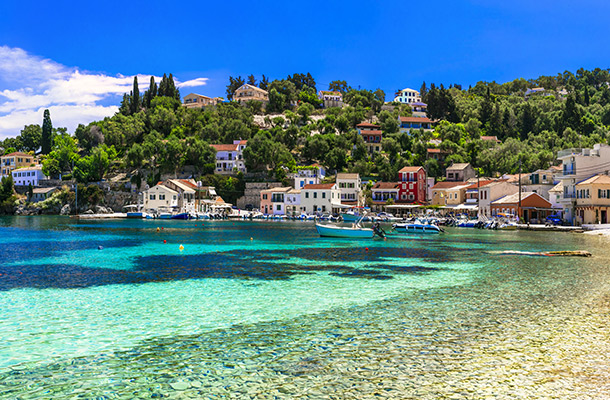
left=574, top=174, right=610, bottom=224
left=234, top=84, right=269, bottom=103
left=182, top=93, right=221, bottom=109
left=1, top=152, right=36, bottom=177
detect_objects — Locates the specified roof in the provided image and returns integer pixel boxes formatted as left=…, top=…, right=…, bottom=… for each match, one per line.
left=446, top=163, right=472, bottom=171
left=184, top=93, right=213, bottom=99
left=2, top=152, right=32, bottom=158
left=356, top=122, right=380, bottom=128
left=261, top=186, right=293, bottom=193
left=432, top=181, right=468, bottom=190
left=303, top=183, right=336, bottom=190
left=372, top=182, right=400, bottom=190
left=236, top=84, right=268, bottom=94
left=32, top=187, right=57, bottom=194
left=12, top=166, right=43, bottom=172
left=399, top=116, right=433, bottom=123
left=410, top=102, right=427, bottom=107
left=336, top=173, right=359, bottom=180
left=491, top=192, right=549, bottom=205
left=149, top=184, right=178, bottom=194
left=549, top=181, right=563, bottom=193
left=319, top=91, right=342, bottom=96
left=361, top=130, right=382, bottom=135
left=211, top=143, right=238, bottom=152
left=465, top=180, right=496, bottom=190
left=167, top=179, right=195, bottom=193
left=480, top=136, right=500, bottom=142
left=577, top=174, right=610, bottom=186
left=399, top=166, right=424, bottom=173
left=398, top=88, right=419, bottom=93
left=287, top=189, right=301, bottom=194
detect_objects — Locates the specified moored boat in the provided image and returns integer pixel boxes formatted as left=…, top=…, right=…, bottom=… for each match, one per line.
left=392, top=221, right=443, bottom=234
left=315, top=223, right=374, bottom=238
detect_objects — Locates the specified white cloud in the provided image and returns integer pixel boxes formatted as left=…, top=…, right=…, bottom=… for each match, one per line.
left=0, top=46, right=208, bottom=139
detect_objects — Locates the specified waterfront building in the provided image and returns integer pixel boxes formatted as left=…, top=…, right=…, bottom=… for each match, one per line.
left=490, top=192, right=554, bottom=223
left=556, top=144, right=610, bottom=223
left=518, top=168, right=559, bottom=200
left=573, top=174, right=610, bottom=224
left=548, top=181, right=563, bottom=212
left=11, top=166, right=46, bottom=186
left=393, top=88, right=421, bottom=104
left=409, top=102, right=428, bottom=117
left=1, top=152, right=35, bottom=177
left=430, top=181, right=468, bottom=206
left=143, top=184, right=179, bottom=212
left=446, top=163, right=476, bottom=182
left=233, top=84, right=269, bottom=103
left=356, top=122, right=382, bottom=155
left=31, top=187, right=57, bottom=202
left=163, top=179, right=197, bottom=212
left=370, top=182, right=400, bottom=212
left=211, top=140, right=247, bottom=175
left=477, top=180, right=519, bottom=217
left=260, top=187, right=292, bottom=215
left=182, top=93, right=221, bottom=109
left=285, top=189, right=302, bottom=217
left=236, top=182, right=283, bottom=210
left=398, top=166, right=427, bottom=203
left=301, top=183, right=341, bottom=215
left=318, top=91, right=343, bottom=108
left=336, top=173, right=361, bottom=206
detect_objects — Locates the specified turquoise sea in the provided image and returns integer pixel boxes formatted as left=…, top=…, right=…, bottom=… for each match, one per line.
left=1, top=217, right=610, bottom=399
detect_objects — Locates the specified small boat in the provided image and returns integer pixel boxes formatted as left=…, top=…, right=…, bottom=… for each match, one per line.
left=392, top=221, right=443, bottom=234
left=171, top=212, right=191, bottom=220
left=124, top=204, right=148, bottom=219
left=315, top=223, right=375, bottom=238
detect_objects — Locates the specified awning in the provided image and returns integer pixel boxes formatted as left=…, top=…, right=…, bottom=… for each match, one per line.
left=385, top=204, right=422, bottom=209
left=455, top=204, right=478, bottom=210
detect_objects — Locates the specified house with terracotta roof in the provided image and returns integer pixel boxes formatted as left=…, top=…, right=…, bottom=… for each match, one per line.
left=427, top=148, right=449, bottom=164
left=490, top=192, right=554, bottom=223
left=356, top=122, right=382, bottom=155
left=573, top=174, right=610, bottom=224
left=234, top=84, right=269, bottom=103
left=480, top=136, right=501, bottom=144
left=398, top=166, right=427, bottom=203
left=1, top=152, right=36, bottom=177
left=182, top=93, right=221, bottom=109
left=292, top=165, right=326, bottom=189
left=301, top=183, right=341, bottom=215
left=370, top=182, right=400, bottom=211
left=398, top=116, right=433, bottom=133
left=318, top=91, right=343, bottom=108
left=210, top=140, right=247, bottom=175
left=143, top=184, right=179, bottom=213
left=446, top=163, right=476, bottom=182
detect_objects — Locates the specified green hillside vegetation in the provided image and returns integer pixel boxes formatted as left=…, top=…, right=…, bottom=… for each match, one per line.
left=3, top=68, right=610, bottom=201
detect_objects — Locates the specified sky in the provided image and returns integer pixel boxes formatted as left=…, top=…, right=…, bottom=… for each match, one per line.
left=1, top=0, right=610, bottom=139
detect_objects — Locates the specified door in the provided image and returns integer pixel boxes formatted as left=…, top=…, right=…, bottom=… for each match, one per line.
left=602, top=210, right=607, bottom=224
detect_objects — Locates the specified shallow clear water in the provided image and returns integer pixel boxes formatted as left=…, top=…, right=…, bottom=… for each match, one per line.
left=0, top=216, right=609, bottom=398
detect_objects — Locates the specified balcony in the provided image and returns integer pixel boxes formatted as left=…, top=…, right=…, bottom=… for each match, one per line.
left=557, top=148, right=583, bottom=159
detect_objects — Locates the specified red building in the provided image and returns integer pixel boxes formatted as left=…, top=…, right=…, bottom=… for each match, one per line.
left=398, top=166, right=427, bottom=203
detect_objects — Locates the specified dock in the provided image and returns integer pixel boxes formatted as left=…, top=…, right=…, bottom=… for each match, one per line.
left=71, top=213, right=128, bottom=220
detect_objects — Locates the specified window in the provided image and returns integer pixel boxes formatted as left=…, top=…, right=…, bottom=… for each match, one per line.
left=150, top=194, right=156, bottom=200
left=322, top=192, right=326, bottom=199
left=159, top=194, right=165, bottom=200
left=314, top=192, right=317, bottom=198
left=305, top=192, right=309, bottom=198
left=263, top=194, right=268, bottom=200
left=276, top=204, right=281, bottom=211
left=173, top=195, right=177, bottom=200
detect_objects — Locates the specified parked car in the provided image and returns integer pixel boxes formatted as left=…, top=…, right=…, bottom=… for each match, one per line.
left=545, top=215, right=562, bottom=225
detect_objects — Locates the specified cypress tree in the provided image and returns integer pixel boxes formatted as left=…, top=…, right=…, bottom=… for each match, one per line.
left=158, top=73, right=168, bottom=97
left=130, top=76, right=140, bottom=114
left=41, top=109, right=53, bottom=154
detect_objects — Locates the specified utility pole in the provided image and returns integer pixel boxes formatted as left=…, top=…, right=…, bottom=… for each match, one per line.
left=518, top=159, right=522, bottom=222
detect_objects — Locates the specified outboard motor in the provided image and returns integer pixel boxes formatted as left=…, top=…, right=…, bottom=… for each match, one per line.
left=373, top=222, right=386, bottom=238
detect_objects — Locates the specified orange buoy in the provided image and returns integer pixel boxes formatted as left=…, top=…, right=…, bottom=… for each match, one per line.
left=163, top=240, right=167, bottom=244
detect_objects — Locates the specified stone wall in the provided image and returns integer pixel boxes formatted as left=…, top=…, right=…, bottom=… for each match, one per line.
left=236, top=182, right=283, bottom=210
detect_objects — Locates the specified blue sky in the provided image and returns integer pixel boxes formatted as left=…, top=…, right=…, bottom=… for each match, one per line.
left=1, top=0, right=610, bottom=137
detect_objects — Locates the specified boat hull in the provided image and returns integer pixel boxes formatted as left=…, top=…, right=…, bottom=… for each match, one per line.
left=392, top=223, right=441, bottom=234
left=171, top=213, right=191, bottom=220
left=315, top=223, right=374, bottom=238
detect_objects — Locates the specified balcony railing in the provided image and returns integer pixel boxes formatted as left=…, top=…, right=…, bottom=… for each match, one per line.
left=557, top=149, right=582, bottom=158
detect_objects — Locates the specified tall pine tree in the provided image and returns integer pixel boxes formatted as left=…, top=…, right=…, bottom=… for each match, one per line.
left=41, top=109, right=53, bottom=154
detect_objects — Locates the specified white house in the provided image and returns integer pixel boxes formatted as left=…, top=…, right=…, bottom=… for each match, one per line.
left=143, top=184, right=179, bottom=212
left=163, top=179, right=197, bottom=212
left=293, top=165, right=325, bottom=189
left=477, top=180, right=519, bottom=218
left=211, top=140, right=247, bottom=175
left=336, top=173, right=361, bottom=206
left=285, top=189, right=301, bottom=216
left=393, top=88, right=421, bottom=104
left=31, top=187, right=57, bottom=202
left=301, top=183, right=341, bottom=215
left=11, top=166, right=46, bottom=186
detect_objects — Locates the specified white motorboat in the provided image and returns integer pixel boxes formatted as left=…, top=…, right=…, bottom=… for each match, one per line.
left=392, top=220, right=443, bottom=234
left=315, top=223, right=375, bottom=238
